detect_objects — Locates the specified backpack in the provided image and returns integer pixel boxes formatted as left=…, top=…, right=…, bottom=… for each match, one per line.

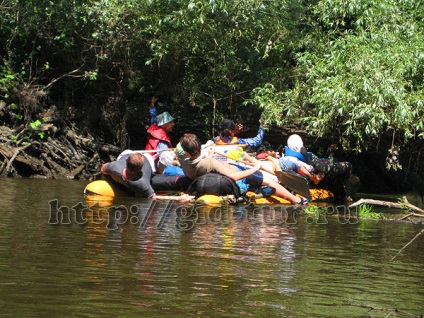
left=186, top=173, right=241, bottom=199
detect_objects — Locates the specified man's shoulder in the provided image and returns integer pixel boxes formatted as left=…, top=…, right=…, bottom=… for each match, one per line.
left=107, top=160, right=125, bottom=170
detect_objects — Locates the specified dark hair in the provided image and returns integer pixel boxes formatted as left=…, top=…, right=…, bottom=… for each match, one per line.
left=179, top=133, right=202, bottom=157
left=126, top=153, right=144, bottom=173
left=218, top=119, right=236, bottom=138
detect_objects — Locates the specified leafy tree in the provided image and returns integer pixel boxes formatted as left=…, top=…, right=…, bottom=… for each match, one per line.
left=251, top=0, right=424, bottom=150
left=1, top=0, right=423, bottom=153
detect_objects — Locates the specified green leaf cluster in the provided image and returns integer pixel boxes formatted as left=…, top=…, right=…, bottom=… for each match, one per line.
left=254, top=0, right=424, bottom=150
left=0, top=0, right=423, bottom=150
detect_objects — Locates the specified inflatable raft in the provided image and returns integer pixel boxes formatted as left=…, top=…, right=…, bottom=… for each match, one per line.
left=84, top=179, right=333, bottom=205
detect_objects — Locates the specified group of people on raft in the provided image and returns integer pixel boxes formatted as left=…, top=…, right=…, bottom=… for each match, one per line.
left=101, top=98, right=357, bottom=204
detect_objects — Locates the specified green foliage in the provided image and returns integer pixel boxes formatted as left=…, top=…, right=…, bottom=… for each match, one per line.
left=29, top=119, right=42, bottom=130
left=29, top=120, right=45, bottom=139
left=251, top=0, right=424, bottom=150
left=358, top=204, right=382, bottom=219
left=0, top=0, right=423, bottom=151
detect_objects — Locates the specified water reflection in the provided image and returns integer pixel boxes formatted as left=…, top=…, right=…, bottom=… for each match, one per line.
left=0, top=178, right=423, bottom=317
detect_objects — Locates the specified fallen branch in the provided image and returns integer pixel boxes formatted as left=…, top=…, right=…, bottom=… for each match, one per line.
left=398, top=212, right=424, bottom=221
left=390, top=229, right=424, bottom=262
left=0, top=143, right=32, bottom=176
left=349, top=197, right=424, bottom=214
left=350, top=302, right=421, bottom=317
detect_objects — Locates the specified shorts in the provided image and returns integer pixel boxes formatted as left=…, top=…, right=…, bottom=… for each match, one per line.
left=232, top=165, right=264, bottom=191
left=278, top=157, right=300, bottom=171
left=245, top=170, right=263, bottom=186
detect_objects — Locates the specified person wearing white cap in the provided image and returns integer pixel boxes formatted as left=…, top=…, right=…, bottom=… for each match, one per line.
left=286, top=134, right=333, bottom=173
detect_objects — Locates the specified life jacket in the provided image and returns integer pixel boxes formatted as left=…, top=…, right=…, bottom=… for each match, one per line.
left=145, top=124, right=172, bottom=150
left=214, top=136, right=238, bottom=145
left=186, top=173, right=241, bottom=199
left=284, top=146, right=312, bottom=163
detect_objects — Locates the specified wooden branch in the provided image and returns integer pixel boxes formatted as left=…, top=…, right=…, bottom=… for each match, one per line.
left=0, top=143, right=32, bottom=176
left=390, top=229, right=424, bottom=262
left=63, top=138, right=81, bottom=161
left=45, top=137, right=73, bottom=164
left=398, top=212, right=424, bottom=220
left=44, top=68, right=82, bottom=90
left=349, top=198, right=404, bottom=209
left=349, top=197, right=424, bottom=214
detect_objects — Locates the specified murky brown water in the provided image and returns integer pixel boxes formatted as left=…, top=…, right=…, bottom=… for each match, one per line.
left=0, top=178, right=423, bottom=317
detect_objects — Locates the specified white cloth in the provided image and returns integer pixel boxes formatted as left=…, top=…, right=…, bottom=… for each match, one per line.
left=159, top=151, right=176, bottom=167
left=287, top=134, right=304, bottom=152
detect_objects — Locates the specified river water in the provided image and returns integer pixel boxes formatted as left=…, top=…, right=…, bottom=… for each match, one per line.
left=0, top=178, right=423, bottom=317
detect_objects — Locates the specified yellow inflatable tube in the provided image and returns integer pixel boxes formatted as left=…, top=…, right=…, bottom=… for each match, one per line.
left=84, top=180, right=333, bottom=205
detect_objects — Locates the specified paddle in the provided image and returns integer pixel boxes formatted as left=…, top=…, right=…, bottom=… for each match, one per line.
left=213, top=148, right=276, bottom=175
left=123, top=148, right=176, bottom=154
left=155, top=194, right=195, bottom=202
left=276, top=170, right=311, bottom=200
left=118, top=144, right=248, bottom=160
left=213, top=148, right=311, bottom=200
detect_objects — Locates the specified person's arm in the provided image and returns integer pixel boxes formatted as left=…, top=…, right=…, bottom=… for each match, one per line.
left=237, top=126, right=265, bottom=147
left=156, top=141, right=170, bottom=149
left=149, top=97, right=158, bottom=125
left=300, top=147, right=314, bottom=166
left=101, top=163, right=110, bottom=174
left=211, top=157, right=262, bottom=181
left=225, top=162, right=261, bottom=181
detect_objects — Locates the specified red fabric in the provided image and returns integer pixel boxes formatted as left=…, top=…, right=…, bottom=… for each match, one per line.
left=256, top=152, right=269, bottom=160
left=145, top=124, right=172, bottom=150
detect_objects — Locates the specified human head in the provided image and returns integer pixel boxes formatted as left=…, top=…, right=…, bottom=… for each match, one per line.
left=179, top=133, right=202, bottom=158
left=157, top=112, right=175, bottom=132
left=126, top=153, right=144, bottom=174
left=287, top=134, right=304, bottom=152
left=257, top=142, right=279, bottom=158
left=218, top=119, right=236, bottom=138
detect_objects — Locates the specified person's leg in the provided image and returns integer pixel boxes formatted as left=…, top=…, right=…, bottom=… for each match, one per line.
left=262, top=176, right=303, bottom=204
left=311, top=153, right=333, bottom=174
left=278, top=157, right=300, bottom=172
left=298, top=165, right=325, bottom=185
left=246, top=170, right=306, bottom=204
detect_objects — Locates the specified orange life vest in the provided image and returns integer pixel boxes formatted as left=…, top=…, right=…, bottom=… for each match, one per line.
left=214, top=136, right=238, bottom=145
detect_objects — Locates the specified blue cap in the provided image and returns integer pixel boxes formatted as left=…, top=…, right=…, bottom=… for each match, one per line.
left=156, top=112, right=174, bottom=126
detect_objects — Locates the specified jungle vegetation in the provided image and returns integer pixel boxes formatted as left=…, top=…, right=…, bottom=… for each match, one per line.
left=1, top=0, right=423, bottom=155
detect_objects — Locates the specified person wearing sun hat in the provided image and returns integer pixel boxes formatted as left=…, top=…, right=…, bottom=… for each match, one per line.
left=145, top=97, right=175, bottom=151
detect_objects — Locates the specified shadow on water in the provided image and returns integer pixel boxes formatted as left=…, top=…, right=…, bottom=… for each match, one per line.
left=0, top=178, right=423, bottom=317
